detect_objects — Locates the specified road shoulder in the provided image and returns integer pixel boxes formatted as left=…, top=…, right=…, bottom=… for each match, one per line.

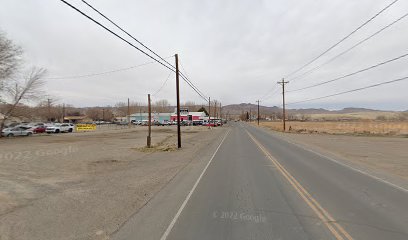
left=248, top=123, right=408, bottom=192
left=111, top=127, right=229, bottom=240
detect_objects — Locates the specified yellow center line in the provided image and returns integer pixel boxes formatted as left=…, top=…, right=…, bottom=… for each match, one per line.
left=245, top=130, right=353, bottom=240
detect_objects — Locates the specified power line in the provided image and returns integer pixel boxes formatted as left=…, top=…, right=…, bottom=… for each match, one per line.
left=180, top=63, right=207, bottom=100
left=261, top=85, right=278, bottom=100
left=59, top=0, right=176, bottom=74
left=288, top=52, right=408, bottom=92
left=81, top=0, right=176, bottom=72
left=287, top=76, right=408, bottom=105
left=262, top=87, right=280, bottom=101
left=152, top=71, right=173, bottom=96
left=60, top=0, right=208, bottom=103
left=285, top=0, right=400, bottom=79
left=80, top=0, right=208, bottom=103
left=290, top=12, right=408, bottom=82
left=45, top=60, right=155, bottom=79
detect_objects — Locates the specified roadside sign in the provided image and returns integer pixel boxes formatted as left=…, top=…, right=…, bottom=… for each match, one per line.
left=76, top=124, right=97, bottom=131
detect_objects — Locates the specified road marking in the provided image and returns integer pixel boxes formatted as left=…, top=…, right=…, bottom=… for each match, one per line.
left=267, top=130, right=408, bottom=193
left=246, top=130, right=353, bottom=240
left=160, top=129, right=231, bottom=240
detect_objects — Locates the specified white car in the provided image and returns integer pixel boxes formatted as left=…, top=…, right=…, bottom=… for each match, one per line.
left=1, top=127, right=34, bottom=137
left=46, top=123, right=74, bottom=133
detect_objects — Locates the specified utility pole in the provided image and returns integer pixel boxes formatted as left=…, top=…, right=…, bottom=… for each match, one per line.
left=147, top=94, right=151, bottom=148
left=175, top=54, right=181, bottom=148
left=277, top=78, right=289, bottom=131
left=127, top=98, right=131, bottom=128
left=219, top=102, right=222, bottom=122
left=256, top=100, right=260, bottom=126
left=102, top=108, right=105, bottom=121
left=249, top=107, right=251, bottom=122
left=214, top=100, right=217, bottom=119
left=62, top=103, right=65, bottom=123
left=208, top=97, right=211, bottom=128
left=47, top=98, right=51, bottom=122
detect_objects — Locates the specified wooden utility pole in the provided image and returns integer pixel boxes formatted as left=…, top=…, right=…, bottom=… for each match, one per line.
left=249, top=107, right=251, bottom=122
left=277, top=79, right=289, bottom=131
left=214, top=100, right=217, bottom=119
left=62, top=103, right=65, bottom=123
left=208, top=97, right=211, bottom=128
left=219, top=102, right=222, bottom=123
left=147, top=94, right=151, bottom=148
left=47, top=98, right=51, bottom=122
left=127, top=98, right=131, bottom=127
left=256, top=100, right=260, bottom=126
left=102, top=108, right=105, bottom=121
left=208, top=97, right=211, bottom=120
left=175, top=54, right=181, bottom=148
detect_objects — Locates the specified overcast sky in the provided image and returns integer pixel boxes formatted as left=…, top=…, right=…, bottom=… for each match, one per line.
left=1, top=0, right=407, bottom=110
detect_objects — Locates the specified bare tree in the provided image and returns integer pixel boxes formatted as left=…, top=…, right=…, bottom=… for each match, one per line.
left=0, top=32, right=22, bottom=85
left=86, top=108, right=101, bottom=121
left=0, top=67, right=46, bottom=135
left=154, top=99, right=171, bottom=113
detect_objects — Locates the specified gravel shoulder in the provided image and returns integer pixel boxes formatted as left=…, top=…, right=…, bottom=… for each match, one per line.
left=254, top=124, right=408, bottom=188
left=0, top=125, right=226, bottom=240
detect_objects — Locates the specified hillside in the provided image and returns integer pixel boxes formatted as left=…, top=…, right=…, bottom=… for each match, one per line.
left=222, top=103, right=403, bottom=120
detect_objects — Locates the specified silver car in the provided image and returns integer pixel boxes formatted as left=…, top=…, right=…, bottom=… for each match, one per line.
left=1, top=127, right=34, bottom=137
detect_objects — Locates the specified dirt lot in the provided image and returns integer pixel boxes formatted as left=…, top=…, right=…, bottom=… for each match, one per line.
left=0, top=125, right=226, bottom=240
left=255, top=123, right=408, bottom=185
left=258, top=120, right=408, bottom=136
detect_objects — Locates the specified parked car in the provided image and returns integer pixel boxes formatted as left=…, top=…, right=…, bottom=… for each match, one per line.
left=32, top=126, right=46, bottom=133
left=45, top=123, right=74, bottom=133
left=153, top=121, right=164, bottom=126
left=203, top=121, right=217, bottom=127
left=193, top=120, right=203, bottom=126
left=131, top=120, right=142, bottom=125
left=162, top=120, right=172, bottom=126
left=2, top=127, right=34, bottom=137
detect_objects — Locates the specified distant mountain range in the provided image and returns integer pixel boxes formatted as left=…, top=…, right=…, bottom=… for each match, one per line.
left=221, top=103, right=399, bottom=116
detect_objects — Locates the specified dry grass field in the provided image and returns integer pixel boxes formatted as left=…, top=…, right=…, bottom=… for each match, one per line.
left=257, top=121, right=408, bottom=136
left=307, top=111, right=402, bottom=120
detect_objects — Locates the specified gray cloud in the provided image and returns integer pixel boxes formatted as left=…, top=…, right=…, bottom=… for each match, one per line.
left=1, top=0, right=407, bottom=110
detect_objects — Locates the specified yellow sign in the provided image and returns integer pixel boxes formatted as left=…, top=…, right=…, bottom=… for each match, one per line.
left=76, top=124, right=97, bottom=131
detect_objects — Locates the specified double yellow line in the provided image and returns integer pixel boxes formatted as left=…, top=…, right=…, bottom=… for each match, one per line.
left=246, top=130, right=353, bottom=240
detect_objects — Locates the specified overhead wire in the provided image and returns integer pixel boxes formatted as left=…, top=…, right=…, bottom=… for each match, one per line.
left=288, top=52, right=408, bottom=92
left=152, top=71, right=173, bottom=97
left=81, top=0, right=175, bottom=71
left=262, top=86, right=280, bottom=101
left=80, top=0, right=208, bottom=103
left=285, top=0, right=400, bottom=79
left=290, top=12, right=408, bottom=83
left=59, top=0, right=208, bottom=103
left=260, top=85, right=278, bottom=99
left=287, top=76, right=408, bottom=105
left=45, top=60, right=155, bottom=79
left=59, top=0, right=175, bottom=72
left=180, top=63, right=207, bottom=99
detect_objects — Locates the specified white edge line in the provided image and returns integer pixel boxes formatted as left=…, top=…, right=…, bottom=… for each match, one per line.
left=160, top=129, right=231, bottom=240
left=252, top=125, right=408, bottom=193
left=288, top=139, right=408, bottom=193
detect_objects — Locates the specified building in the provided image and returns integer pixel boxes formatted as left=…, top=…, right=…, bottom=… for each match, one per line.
left=170, top=108, right=207, bottom=122
left=129, top=108, right=208, bottom=123
left=129, top=112, right=172, bottom=122
left=63, top=116, right=92, bottom=123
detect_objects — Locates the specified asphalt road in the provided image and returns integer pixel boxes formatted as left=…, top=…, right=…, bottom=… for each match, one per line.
left=113, top=122, right=408, bottom=240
